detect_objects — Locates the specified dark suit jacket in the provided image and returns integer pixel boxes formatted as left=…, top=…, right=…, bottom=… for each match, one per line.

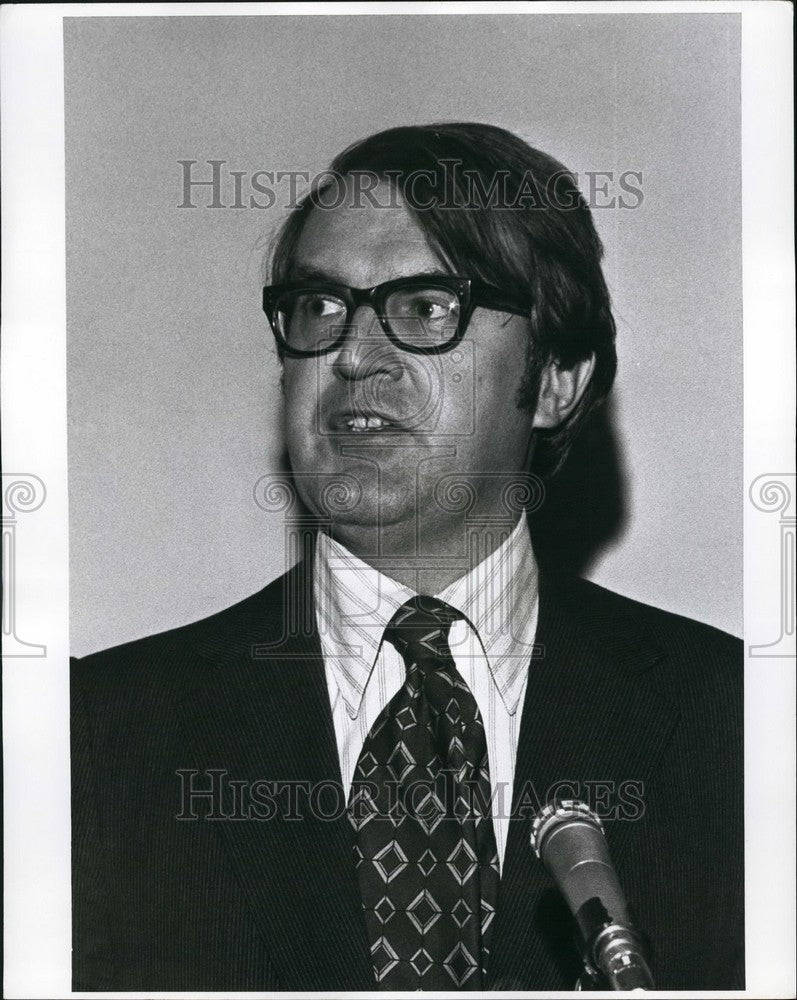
left=72, top=563, right=744, bottom=991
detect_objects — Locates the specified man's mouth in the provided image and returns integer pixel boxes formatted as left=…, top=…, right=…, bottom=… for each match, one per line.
left=329, top=407, right=409, bottom=433
left=343, top=415, right=396, bottom=433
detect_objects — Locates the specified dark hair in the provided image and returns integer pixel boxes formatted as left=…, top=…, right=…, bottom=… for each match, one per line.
left=269, top=122, right=617, bottom=476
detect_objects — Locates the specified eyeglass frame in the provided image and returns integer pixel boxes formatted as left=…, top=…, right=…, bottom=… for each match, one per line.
left=262, top=274, right=533, bottom=357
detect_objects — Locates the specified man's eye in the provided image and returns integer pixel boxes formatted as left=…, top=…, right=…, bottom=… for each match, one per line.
left=305, top=295, right=344, bottom=318
left=412, top=298, right=455, bottom=322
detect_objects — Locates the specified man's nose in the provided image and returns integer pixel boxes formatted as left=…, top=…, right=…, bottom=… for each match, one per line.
left=330, top=304, right=404, bottom=383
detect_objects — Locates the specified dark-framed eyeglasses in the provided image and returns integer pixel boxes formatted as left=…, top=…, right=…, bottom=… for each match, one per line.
left=262, top=274, right=532, bottom=357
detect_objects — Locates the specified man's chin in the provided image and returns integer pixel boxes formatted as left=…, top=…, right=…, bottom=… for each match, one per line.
left=291, top=454, right=423, bottom=526
left=313, top=490, right=415, bottom=531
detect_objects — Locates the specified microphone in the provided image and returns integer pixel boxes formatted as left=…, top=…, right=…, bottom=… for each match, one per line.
left=531, top=800, right=654, bottom=991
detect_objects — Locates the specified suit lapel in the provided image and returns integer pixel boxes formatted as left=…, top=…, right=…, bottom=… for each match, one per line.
left=173, top=560, right=678, bottom=990
left=487, top=573, right=680, bottom=990
left=176, top=563, right=374, bottom=991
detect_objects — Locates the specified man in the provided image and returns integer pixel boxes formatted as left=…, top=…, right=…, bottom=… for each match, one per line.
left=72, top=123, right=743, bottom=991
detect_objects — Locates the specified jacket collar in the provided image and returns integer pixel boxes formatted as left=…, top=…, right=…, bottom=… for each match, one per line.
left=486, top=572, right=678, bottom=989
left=178, top=562, right=375, bottom=990
left=179, top=562, right=676, bottom=990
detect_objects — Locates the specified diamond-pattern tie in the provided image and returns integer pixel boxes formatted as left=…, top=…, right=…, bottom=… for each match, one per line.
left=348, top=595, right=500, bottom=990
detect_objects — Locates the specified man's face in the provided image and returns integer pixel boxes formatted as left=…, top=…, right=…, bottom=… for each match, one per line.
left=282, top=179, right=538, bottom=549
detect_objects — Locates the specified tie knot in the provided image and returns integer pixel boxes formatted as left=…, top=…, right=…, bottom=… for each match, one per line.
left=383, top=596, right=462, bottom=663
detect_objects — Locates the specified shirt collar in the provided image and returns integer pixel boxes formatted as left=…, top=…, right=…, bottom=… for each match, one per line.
left=314, top=533, right=414, bottom=719
left=314, top=512, right=538, bottom=719
left=438, top=512, right=538, bottom=715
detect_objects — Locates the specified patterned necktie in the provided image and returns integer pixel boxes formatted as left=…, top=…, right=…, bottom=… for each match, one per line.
left=348, top=595, right=500, bottom=990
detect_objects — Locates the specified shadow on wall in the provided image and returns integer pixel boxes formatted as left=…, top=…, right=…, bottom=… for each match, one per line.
left=529, top=400, right=628, bottom=577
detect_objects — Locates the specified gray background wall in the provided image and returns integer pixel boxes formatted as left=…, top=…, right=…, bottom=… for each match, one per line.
left=66, top=13, right=742, bottom=656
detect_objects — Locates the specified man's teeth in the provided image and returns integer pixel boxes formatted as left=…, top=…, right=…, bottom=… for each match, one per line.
left=345, top=416, right=393, bottom=432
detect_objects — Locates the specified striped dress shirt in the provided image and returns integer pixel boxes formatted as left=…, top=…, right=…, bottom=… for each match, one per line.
left=313, top=513, right=539, bottom=870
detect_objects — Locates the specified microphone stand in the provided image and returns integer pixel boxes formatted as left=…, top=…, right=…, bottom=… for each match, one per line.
left=531, top=801, right=655, bottom=992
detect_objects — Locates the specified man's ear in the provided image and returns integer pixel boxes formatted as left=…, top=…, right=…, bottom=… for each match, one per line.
left=532, top=354, right=596, bottom=429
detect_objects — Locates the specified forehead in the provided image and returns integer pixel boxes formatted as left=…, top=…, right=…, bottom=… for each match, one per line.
left=290, top=178, right=443, bottom=286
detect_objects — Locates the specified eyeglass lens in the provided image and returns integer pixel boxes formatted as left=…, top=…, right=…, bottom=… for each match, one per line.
left=275, top=285, right=461, bottom=352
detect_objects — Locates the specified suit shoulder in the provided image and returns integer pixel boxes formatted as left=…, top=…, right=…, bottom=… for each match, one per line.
left=550, top=576, right=743, bottom=728
left=556, top=573, right=739, bottom=644
left=545, top=573, right=742, bottom=691
left=71, top=570, right=291, bottom=683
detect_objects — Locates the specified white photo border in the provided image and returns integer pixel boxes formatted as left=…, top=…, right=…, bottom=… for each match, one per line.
left=1, top=3, right=794, bottom=997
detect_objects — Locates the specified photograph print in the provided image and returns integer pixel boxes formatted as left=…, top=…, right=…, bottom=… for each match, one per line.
left=61, top=10, right=757, bottom=993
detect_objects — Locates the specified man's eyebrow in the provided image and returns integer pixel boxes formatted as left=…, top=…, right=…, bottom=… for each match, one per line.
left=283, top=265, right=454, bottom=285
left=286, top=265, right=341, bottom=283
